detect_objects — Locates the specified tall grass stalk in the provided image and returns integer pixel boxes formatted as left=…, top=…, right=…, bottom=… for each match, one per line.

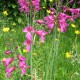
left=49, top=26, right=57, bottom=80
left=30, top=10, right=36, bottom=80
left=45, top=29, right=54, bottom=80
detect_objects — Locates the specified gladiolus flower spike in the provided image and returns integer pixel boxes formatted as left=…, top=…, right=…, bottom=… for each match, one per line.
left=17, top=54, right=30, bottom=75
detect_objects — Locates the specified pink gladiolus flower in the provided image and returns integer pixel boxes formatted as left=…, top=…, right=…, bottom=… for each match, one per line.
left=18, top=61, right=30, bottom=75
left=57, top=13, right=74, bottom=32
left=62, top=6, right=67, bottom=12
left=23, top=39, right=33, bottom=51
left=58, top=20, right=68, bottom=32
left=17, top=54, right=26, bottom=61
left=5, top=50, right=12, bottom=55
left=58, top=13, right=74, bottom=21
left=22, top=26, right=34, bottom=51
left=44, top=15, right=54, bottom=29
left=67, top=8, right=75, bottom=15
left=2, top=58, right=14, bottom=67
left=36, top=20, right=44, bottom=25
left=25, top=32, right=32, bottom=40
left=5, top=66, right=15, bottom=77
left=18, top=0, right=29, bottom=13
left=22, top=26, right=34, bottom=33
left=31, top=0, right=40, bottom=11
left=67, top=8, right=80, bottom=19
left=49, top=8, right=55, bottom=15
left=49, top=8, right=55, bottom=11
left=35, top=30, right=47, bottom=43
left=75, top=8, right=80, bottom=18
left=18, top=54, right=30, bottom=75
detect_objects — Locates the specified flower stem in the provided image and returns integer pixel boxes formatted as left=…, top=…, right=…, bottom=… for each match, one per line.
left=49, top=26, right=60, bottom=80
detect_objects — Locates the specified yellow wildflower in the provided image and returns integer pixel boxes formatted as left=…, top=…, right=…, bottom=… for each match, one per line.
left=75, top=30, right=80, bottom=34
left=23, top=49, right=27, bottom=53
left=3, top=27, right=10, bottom=32
left=42, top=6, right=45, bottom=9
left=57, top=28, right=60, bottom=32
left=3, top=11, right=8, bottom=16
left=49, top=0, right=53, bottom=2
left=2, top=58, right=6, bottom=61
left=46, top=10, right=51, bottom=14
left=66, top=52, right=71, bottom=58
left=71, top=24, right=76, bottom=28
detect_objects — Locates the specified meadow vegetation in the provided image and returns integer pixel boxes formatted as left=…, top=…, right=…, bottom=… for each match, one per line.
left=0, top=0, right=80, bottom=80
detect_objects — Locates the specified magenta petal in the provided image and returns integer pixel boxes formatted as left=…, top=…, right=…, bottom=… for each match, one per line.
left=44, top=15, right=54, bottom=29
left=25, top=32, right=32, bottom=40
left=2, top=58, right=14, bottom=67
left=18, top=54, right=30, bottom=76
left=21, top=68, right=26, bottom=76
left=26, top=45, right=30, bottom=51
left=35, top=30, right=47, bottom=43
left=18, top=54, right=26, bottom=61
left=19, top=61, right=25, bottom=68
left=22, top=26, right=35, bottom=33
left=23, top=39, right=33, bottom=46
left=5, top=50, right=12, bottom=55
left=31, top=0, right=40, bottom=11
left=57, top=12, right=73, bottom=32
left=23, top=40, right=27, bottom=45
left=26, top=65, right=30, bottom=68
left=6, top=66, right=15, bottom=78
left=18, top=0, right=29, bottom=13
left=40, top=36, right=45, bottom=43
left=36, top=20, right=44, bottom=25
left=35, top=30, right=47, bottom=36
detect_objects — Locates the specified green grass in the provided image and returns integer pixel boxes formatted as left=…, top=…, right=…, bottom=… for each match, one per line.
left=0, top=15, right=80, bottom=80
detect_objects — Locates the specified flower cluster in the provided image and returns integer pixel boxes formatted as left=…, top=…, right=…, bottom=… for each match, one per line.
left=57, top=13, right=74, bottom=32
left=2, top=53, right=29, bottom=77
left=22, top=6, right=80, bottom=51
left=36, top=8, right=74, bottom=32
left=35, top=30, right=47, bottom=43
left=36, top=15, right=54, bottom=30
left=18, top=0, right=29, bottom=13
left=18, top=0, right=40, bottom=13
left=2, top=58, right=15, bottom=77
left=36, top=9, right=55, bottom=32
left=22, top=26, right=47, bottom=51
left=44, top=15, right=55, bottom=30
left=22, top=26, right=34, bottom=51
left=17, top=54, right=30, bottom=75
left=67, top=8, right=80, bottom=19
left=31, top=0, right=40, bottom=11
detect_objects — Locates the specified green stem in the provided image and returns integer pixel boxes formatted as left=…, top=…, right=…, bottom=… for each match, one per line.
left=30, top=11, right=36, bottom=80
left=45, top=31, right=54, bottom=80
left=75, top=35, right=78, bottom=55
left=30, top=45, right=33, bottom=80
left=49, top=27, right=60, bottom=80
left=49, top=26, right=57, bottom=80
